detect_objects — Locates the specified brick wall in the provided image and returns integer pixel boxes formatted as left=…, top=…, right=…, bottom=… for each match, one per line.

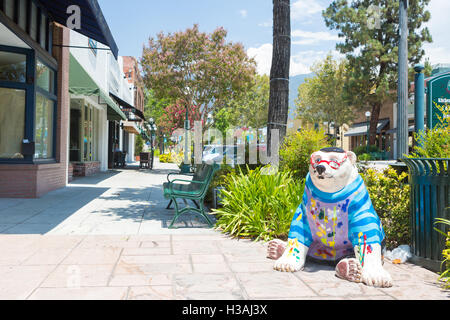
left=68, top=163, right=74, bottom=183
left=72, top=162, right=101, bottom=177
left=0, top=23, right=70, bottom=199
left=122, top=56, right=145, bottom=115
left=352, top=98, right=395, bottom=128
left=0, top=163, right=67, bottom=198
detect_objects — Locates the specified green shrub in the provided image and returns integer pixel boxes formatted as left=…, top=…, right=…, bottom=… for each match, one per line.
left=159, top=154, right=173, bottom=163
left=358, top=153, right=372, bottom=162
left=354, top=145, right=380, bottom=156
left=213, top=166, right=305, bottom=241
left=135, top=135, right=144, bottom=157
left=360, top=168, right=410, bottom=249
left=279, top=128, right=330, bottom=180
left=409, top=103, right=450, bottom=158
left=434, top=218, right=450, bottom=290
left=205, top=165, right=236, bottom=205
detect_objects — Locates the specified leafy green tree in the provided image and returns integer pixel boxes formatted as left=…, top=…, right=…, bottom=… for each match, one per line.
left=143, top=89, right=173, bottom=152
left=213, top=107, right=235, bottom=135
left=222, top=74, right=270, bottom=130
left=279, top=128, right=331, bottom=180
left=409, top=103, right=450, bottom=158
left=323, top=0, right=432, bottom=145
left=135, top=134, right=144, bottom=157
left=408, top=57, right=433, bottom=82
left=144, top=89, right=172, bottom=127
left=141, top=24, right=256, bottom=125
left=295, top=55, right=353, bottom=145
left=235, top=74, right=270, bottom=130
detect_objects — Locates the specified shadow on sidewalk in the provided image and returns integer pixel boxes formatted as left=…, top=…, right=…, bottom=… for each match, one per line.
left=70, top=170, right=121, bottom=186
left=0, top=165, right=217, bottom=235
left=0, top=186, right=110, bottom=235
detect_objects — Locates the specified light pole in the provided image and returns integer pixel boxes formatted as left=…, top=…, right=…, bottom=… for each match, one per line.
left=365, top=111, right=371, bottom=154
left=181, top=105, right=190, bottom=173
left=206, top=114, right=213, bottom=144
left=162, top=134, right=166, bottom=155
left=397, top=0, right=409, bottom=159
left=414, top=64, right=425, bottom=149
left=148, top=118, right=157, bottom=169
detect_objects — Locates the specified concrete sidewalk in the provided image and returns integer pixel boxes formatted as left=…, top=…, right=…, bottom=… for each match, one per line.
left=0, top=160, right=215, bottom=236
left=0, top=160, right=448, bottom=300
left=0, top=233, right=448, bottom=300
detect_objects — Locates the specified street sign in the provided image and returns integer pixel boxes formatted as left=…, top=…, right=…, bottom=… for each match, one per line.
left=427, top=72, right=450, bottom=129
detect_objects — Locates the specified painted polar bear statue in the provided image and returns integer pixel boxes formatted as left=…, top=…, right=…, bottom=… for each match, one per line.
left=268, top=147, right=393, bottom=288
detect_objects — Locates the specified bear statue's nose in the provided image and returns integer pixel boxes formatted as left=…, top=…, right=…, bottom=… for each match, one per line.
left=316, top=165, right=326, bottom=175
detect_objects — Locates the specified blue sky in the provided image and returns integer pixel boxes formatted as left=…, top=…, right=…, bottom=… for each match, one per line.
left=98, top=0, right=450, bottom=77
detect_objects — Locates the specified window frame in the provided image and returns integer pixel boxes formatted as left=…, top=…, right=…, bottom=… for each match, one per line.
left=80, top=100, right=99, bottom=163
left=0, top=44, right=58, bottom=164
left=0, top=44, right=34, bottom=163
left=34, top=57, right=57, bottom=162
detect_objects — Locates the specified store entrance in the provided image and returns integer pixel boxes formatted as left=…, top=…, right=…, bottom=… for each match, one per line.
left=108, top=121, right=120, bottom=169
left=69, top=109, right=81, bottom=162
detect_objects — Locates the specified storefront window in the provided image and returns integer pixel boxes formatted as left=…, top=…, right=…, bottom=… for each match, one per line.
left=30, top=2, right=38, bottom=41
left=35, top=59, right=56, bottom=160
left=83, top=104, right=98, bottom=162
left=0, top=51, right=27, bottom=83
left=0, top=88, right=26, bottom=159
left=4, top=0, right=14, bottom=19
left=18, top=0, right=27, bottom=31
left=36, top=60, right=55, bottom=93
left=40, top=13, right=47, bottom=49
left=35, top=93, right=54, bottom=159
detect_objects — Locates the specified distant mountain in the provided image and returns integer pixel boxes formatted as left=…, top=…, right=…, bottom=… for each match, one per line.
left=288, top=73, right=313, bottom=120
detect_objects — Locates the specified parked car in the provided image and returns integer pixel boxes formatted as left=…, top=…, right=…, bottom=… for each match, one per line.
left=202, top=145, right=244, bottom=166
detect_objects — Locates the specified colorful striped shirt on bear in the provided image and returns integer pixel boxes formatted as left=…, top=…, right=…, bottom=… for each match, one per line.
left=288, top=174, right=385, bottom=262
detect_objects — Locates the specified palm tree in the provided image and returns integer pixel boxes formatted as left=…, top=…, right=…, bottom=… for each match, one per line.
left=267, top=0, right=291, bottom=156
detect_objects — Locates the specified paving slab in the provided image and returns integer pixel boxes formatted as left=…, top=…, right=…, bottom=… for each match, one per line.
left=0, top=160, right=448, bottom=300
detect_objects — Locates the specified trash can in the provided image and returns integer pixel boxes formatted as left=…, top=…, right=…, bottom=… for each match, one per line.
left=402, top=158, right=450, bottom=272
left=213, top=186, right=225, bottom=209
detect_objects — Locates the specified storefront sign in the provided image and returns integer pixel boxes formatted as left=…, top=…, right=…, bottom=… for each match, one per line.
left=427, top=73, right=450, bottom=129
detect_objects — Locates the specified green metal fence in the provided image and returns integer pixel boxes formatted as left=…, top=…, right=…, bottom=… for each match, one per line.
left=402, top=158, right=449, bottom=271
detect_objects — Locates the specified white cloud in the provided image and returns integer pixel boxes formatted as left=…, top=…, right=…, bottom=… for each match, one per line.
left=422, top=46, right=450, bottom=66
left=247, top=43, right=273, bottom=75
left=239, top=9, right=248, bottom=18
left=248, top=44, right=342, bottom=77
left=423, top=0, right=450, bottom=65
left=258, top=20, right=272, bottom=28
left=291, top=0, right=324, bottom=21
left=291, top=29, right=340, bottom=45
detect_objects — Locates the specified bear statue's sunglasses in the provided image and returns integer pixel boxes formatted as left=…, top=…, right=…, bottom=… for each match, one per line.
left=310, top=154, right=348, bottom=170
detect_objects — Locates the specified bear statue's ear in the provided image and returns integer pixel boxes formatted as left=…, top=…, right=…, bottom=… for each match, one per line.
left=347, top=151, right=357, bottom=165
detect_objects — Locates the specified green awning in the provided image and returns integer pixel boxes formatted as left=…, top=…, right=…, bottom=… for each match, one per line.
left=69, top=54, right=127, bottom=121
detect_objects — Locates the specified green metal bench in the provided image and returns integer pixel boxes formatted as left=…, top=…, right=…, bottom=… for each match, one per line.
left=163, top=163, right=220, bottom=228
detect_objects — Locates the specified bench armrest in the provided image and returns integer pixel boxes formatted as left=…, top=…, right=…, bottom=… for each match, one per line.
left=168, top=179, right=206, bottom=195
left=170, top=179, right=206, bottom=185
left=167, top=172, right=194, bottom=182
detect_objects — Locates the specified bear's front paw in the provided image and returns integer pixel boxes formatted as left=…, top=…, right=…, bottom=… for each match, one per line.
left=361, top=266, right=393, bottom=288
left=273, top=254, right=305, bottom=272
left=267, top=239, right=286, bottom=260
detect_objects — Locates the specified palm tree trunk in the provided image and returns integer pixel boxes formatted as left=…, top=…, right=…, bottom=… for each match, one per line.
left=267, top=0, right=290, bottom=156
